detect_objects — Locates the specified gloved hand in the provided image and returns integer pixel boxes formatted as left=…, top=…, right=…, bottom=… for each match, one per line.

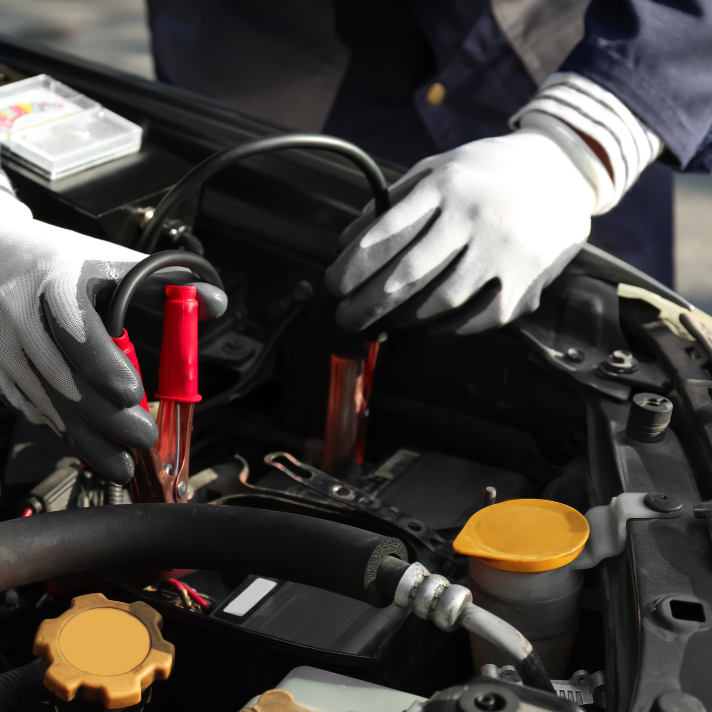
left=0, top=188, right=227, bottom=484
left=325, top=116, right=609, bottom=335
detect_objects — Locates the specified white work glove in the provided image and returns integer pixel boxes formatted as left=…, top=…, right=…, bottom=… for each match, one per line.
left=326, top=74, right=662, bottom=335
left=0, top=182, right=227, bottom=484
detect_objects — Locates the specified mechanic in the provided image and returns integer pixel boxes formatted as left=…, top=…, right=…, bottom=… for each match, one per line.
left=146, top=0, right=712, bottom=335
left=0, top=0, right=710, bottom=484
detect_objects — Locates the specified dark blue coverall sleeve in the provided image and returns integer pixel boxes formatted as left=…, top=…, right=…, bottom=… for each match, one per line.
left=561, top=0, right=712, bottom=172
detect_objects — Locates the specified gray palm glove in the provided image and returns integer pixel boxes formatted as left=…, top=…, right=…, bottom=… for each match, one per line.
left=0, top=189, right=227, bottom=484
left=325, top=126, right=599, bottom=335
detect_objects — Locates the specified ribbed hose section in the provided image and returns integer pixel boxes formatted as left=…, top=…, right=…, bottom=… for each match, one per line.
left=105, top=482, right=124, bottom=506
left=0, top=659, right=46, bottom=710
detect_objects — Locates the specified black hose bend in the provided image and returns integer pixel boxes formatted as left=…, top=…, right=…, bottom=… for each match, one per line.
left=105, top=251, right=224, bottom=338
left=0, top=659, right=46, bottom=711
left=137, top=134, right=391, bottom=254
left=0, top=505, right=407, bottom=607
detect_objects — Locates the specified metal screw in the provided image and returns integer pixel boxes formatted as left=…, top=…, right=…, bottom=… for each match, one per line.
left=603, top=349, right=638, bottom=374
left=564, top=348, right=585, bottom=363
left=137, top=206, right=155, bottom=227
left=644, top=491, right=684, bottom=514
left=332, top=484, right=355, bottom=500
left=177, top=481, right=187, bottom=498
left=475, top=694, right=500, bottom=711
left=612, top=350, right=632, bottom=366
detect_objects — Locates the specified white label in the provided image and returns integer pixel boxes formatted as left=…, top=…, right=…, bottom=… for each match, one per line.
left=223, top=578, right=277, bottom=617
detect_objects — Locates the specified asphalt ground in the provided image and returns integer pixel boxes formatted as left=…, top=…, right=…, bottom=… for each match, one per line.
left=1, top=0, right=710, bottom=310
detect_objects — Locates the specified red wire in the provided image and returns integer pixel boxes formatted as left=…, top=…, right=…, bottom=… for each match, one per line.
left=163, top=578, right=210, bottom=608
left=21, top=507, right=34, bottom=517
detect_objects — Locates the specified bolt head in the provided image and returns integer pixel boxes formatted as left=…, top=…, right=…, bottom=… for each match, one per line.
left=611, top=350, right=633, bottom=365
left=644, top=491, right=684, bottom=514
left=603, top=349, right=638, bottom=373
left=564, top=348, right=585, bottom=363
left=177, top=481, right=187, bottom=498
left=475, top=694, right=498, bottom=711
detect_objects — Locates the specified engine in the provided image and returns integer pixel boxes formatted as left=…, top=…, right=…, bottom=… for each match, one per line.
left=0, top=38, right=709, bottom=712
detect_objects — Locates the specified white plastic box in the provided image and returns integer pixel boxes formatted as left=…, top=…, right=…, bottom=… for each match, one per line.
left=0, top=74, right=142, bottom=180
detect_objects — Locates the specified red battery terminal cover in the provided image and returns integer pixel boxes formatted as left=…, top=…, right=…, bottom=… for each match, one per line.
left=155, top=284, right=202, bottom=403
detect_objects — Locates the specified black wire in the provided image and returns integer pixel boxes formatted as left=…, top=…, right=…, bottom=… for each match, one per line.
left=105, top=251, right=224, bottom=338
left=195, top=300, right=309, bottom=414
left=137, top=134, right=391, bottom=254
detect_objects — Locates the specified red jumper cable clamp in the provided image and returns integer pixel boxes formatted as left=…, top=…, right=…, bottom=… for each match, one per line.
left=105, top=251, right=223, bottom=503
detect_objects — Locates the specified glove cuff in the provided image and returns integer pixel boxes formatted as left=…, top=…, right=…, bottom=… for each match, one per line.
left=510, top=72, right=663, bottom=214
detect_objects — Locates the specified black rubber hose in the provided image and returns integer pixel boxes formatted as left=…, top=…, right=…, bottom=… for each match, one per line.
left=0, top=505, right=407, bottom=607
left=105, top=251, right=225, bottom=338
left=375, top=555, right=411, bottom=599
left=0, top=659, right=46, bottom=711
left=137, top=134, right=391, bottom=254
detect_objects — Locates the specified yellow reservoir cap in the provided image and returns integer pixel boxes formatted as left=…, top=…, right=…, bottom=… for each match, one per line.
left=33, top=593, right=174, bottom=709
left=453, top=499, right=590, bottom=572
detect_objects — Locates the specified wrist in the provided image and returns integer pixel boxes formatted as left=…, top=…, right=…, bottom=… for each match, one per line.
left=510, top=73, right=663, bottom=214
left=516, top=111, right=614, bottom=216
left=571, top=128, right=613, bottom=180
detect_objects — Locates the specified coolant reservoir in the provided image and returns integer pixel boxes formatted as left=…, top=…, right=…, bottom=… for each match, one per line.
left=454, top=499, right=590, bottom=678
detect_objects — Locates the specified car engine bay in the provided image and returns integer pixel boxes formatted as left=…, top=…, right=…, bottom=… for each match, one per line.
left=0, top=36, right=711, bottom=712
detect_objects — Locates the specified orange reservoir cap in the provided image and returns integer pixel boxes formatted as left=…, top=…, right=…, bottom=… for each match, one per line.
left=453, top=499, right=590, bottom=572
left=34, top=593, right=175, bottom=709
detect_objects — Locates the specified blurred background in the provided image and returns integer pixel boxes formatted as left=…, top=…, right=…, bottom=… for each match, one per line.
left=0, top=0, right=710, bottom=311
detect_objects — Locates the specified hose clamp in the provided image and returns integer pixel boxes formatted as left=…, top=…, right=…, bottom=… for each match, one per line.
left=394, top=562, right=429, bottom=611
left=413, top=574, right=449, bottom=622
left=394, top=563, right=473, bottom=633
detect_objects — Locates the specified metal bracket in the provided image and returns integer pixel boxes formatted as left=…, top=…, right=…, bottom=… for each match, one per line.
left=573, top=492, right=684, bottom=570
left=264, top=452, right=465, bottom=565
